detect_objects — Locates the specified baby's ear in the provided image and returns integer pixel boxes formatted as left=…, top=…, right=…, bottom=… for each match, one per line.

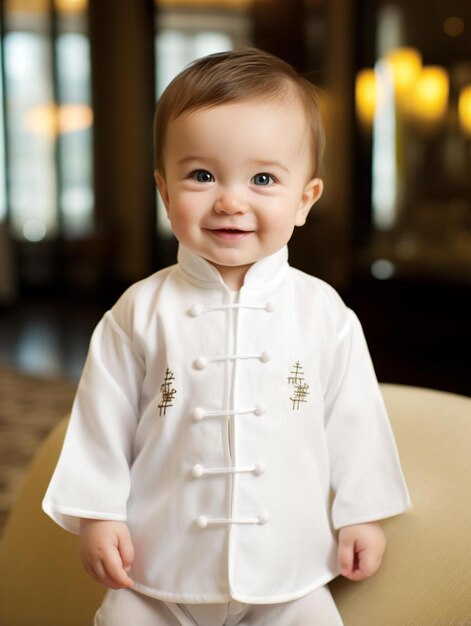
left=155, top=170, right=170, bottom=211
left=295, top=178, right=323, bottom=226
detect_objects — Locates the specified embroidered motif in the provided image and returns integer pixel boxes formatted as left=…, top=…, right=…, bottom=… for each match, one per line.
left=157, top=367, right=177, bottom=416
left=288, top=361, right=310, bottom=410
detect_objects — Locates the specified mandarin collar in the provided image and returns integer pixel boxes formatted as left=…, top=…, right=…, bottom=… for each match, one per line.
left=177, top=245, right=289, bottom=291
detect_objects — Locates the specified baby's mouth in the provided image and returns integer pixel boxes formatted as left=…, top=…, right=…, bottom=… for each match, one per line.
left=207, top=227, right=253, bottom=239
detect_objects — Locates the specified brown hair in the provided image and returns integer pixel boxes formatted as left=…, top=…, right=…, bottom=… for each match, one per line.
left=154, top=48, right=325, bottom=178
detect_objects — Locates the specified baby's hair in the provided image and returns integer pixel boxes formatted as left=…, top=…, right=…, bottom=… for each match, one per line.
left=154, top=48, right=325, bottom=178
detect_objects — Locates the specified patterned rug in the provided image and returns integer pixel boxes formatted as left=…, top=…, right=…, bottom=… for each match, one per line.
left=0, top=364, right=76, bottom=533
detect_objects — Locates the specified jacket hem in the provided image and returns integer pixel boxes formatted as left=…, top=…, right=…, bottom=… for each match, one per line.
left=130, top=570, right=339, bottom=605
left=131, top=581, right=231, bottom=604
left=42, top=500, right=127, bottom=534
left=333, top=501, right=412, bottom=531
left=230, top=571, right=339, bottom=605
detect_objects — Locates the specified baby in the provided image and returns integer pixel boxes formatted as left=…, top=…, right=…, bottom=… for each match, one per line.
left=43, top=49, right=411, bottom=626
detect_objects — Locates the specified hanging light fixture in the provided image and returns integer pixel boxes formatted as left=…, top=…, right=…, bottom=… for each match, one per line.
left=458, top=85, right=471, bottom=136
left=355, top=68, right=377, bottom=128
left=385, top=47, right=422, bottom=112
left=54, top=0, right=87, bottom=12
left=411, top=66, right=449, bottom=125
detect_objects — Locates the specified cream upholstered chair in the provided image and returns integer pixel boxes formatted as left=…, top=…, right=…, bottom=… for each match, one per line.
left=330, top=384, right=471, bottom=625
left=0, top=418, right=106, bottom=626
left=0, top=384, right=470, bottom=626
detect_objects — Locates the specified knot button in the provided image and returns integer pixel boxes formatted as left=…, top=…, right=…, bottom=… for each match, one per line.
left=194, top=356, right=208, bottom=370
left=196, top=515, right=208, bottom=529
left=258, top=511, right=270, bottom=525
left=265, top=301, right=275, bottom=313
left=260, top=351, right=271, bottom=363
left=189, top=305, right=203, bottom=317
left=192, top=407, right=205, bottom=421
left=254, top=462, right=266, bottom=476
left=254, top=402, right=266, bottom=416
left=191, top=464, right=205, bottom=478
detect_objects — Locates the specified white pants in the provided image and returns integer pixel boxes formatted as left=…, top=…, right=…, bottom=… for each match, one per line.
left=94, top=585, right=344, bottom=626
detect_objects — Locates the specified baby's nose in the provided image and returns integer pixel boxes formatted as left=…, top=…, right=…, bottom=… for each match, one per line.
left=213, top=194, right=249, bottom=214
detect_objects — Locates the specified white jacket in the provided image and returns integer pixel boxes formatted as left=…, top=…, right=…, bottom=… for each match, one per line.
left=43, top=245, right=411, bottom=604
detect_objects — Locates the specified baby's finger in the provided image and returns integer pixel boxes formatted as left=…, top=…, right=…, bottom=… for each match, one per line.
left=86, top=558, right=113, bottom=587
left=118, top=532, right=135, bottom=572
left=337, top=542, right=354, bottom=576
left=82, top=559, right=98, bottom=583
left=102, top=547, right=134, bottom=588
left=345, top=568, right=367, bottom=582
left=90, top=558, right=128, bottom=590
left=358, top=549, right=381, bottom=578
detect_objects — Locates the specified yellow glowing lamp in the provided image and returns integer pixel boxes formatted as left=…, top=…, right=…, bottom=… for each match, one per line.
left=7, top=0, right=87, bottom=12
left=24, top=103, right=93, bottom=139
left=54, top=0, right=87, bottom=12
left=458, top=86, right=471, bottom=136
left=355, top=69, right=377, bottom=128
left=412, top=66, right=449, bottom=124
left=386, top=47, right=422, bottom=107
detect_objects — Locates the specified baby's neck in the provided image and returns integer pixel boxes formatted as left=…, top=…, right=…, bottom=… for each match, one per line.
left=209, top=262, right=254, bottom=291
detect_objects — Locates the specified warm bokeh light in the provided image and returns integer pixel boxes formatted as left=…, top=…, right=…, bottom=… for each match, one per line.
left=6, top=0, right=87, bottom=12
left=386, top=47, right=422, bottom=109
left=24, top=103, right=93, bottom=138
left=411, top=66, right=449, bottom=125
left=458, top=86, right=471, bottom=136
left=355, top=69, right=377, bottom=127
left=5, top=0, right=48, bottom=12
left=155, top=0, right=252, bottom=8
left=443, top=16, right=464, bottom=37
left=54, top=0, right=87, bottom=12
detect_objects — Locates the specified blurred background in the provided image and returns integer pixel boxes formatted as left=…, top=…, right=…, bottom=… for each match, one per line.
left=0, top=0, right=469, bottom=395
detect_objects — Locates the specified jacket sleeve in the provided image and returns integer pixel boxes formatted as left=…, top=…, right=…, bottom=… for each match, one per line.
left=42, top=309, right=145, bottom=534
left=324, top=309, right=411, bottom=530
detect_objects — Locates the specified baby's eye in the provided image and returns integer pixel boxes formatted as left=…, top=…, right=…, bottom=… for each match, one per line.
left=251, top=173, right=275, bottom=186
left=190, top=169, right=214, bottom=183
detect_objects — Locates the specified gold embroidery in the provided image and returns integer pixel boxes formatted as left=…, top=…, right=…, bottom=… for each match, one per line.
left=157, top=367, right=177, bottom=416
left=288, top=361, right=309, bottom=410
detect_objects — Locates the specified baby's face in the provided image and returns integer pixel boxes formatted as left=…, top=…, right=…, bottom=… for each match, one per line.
left=156, top=97, right=323, bottom=289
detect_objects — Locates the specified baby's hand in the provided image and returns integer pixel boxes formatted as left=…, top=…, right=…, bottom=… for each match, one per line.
left=79, top=519, right=134, bottom=589
left=337, top=522, right=386, bottom=581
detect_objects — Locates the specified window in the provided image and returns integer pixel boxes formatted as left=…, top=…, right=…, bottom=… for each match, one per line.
left=5, top=26, right=57, bottom=240
left=154, top=1, right=252, bottom=235
left=355, top=0, right=471, bottom=282
left=0, top=0, right=93, bottom=241
left=56, top=30, right=93, bottom=238
left=0, top=12, right=7, bottom=224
